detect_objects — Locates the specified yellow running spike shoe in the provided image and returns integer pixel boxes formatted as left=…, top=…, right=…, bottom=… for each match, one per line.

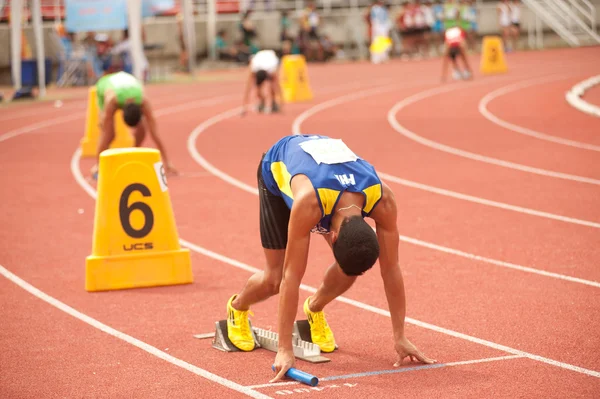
left=303, top=296, right=336, bottom=353
left=226, top=294, right=255, bottom=351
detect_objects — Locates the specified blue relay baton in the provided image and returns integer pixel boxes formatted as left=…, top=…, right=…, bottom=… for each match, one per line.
left=271, top=365, right=319, bottom=387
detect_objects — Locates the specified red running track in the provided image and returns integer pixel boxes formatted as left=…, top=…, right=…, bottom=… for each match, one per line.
left=1, top=47, right=599, bottom=398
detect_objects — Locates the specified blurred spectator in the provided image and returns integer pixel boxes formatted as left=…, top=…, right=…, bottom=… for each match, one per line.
left=176, top=13, right=189, bottom=72
left=443, top=0, right=460, bottom=30
left=397, top=1, right=419, bottom=58
left=280, top=11, right=291, bottom=42
left=216, top=29, right=250, bottom=64
left=460, top=0, right=478, bottom=51
left=111, top=29, right=150, bottom=81
left=299, top=1, right=323, bottom=61
left=320, top=34, right=340, bottom=61
left=510, top=0, right=521, bottom=51
left=430, top=0, right=445, bottom=55
left=497, top=0, right=513, bottom=51
left=240, top=10, right=258, bottom=53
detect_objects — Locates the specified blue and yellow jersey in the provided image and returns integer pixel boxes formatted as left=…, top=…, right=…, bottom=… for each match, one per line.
left=261, top=135, right=383, bottom=234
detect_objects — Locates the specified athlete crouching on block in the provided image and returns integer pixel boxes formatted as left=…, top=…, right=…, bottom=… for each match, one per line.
left=90, top=71, right=177, bottom=178
left=441, top=26, right=473, bottom=82
left=224, top=134, right=436, bottom=382
left=242, top=49, right=283, bottom=115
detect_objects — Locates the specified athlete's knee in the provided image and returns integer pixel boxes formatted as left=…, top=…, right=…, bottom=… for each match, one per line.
left=265, top=277, right=281, bottom=296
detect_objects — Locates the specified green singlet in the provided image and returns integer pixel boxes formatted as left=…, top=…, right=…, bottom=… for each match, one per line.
left=96, top=71, right=144, bottom=111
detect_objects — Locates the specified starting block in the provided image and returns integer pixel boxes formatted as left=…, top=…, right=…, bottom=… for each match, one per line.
left=194, top=319, right=333, bottom=363
left=279, top=55, right=313, bottom=104
left=480, top=35, right=508, bottom=75
left=85, top=147, right=193, bottom=292
left=80, top=86, right=134, bottom=158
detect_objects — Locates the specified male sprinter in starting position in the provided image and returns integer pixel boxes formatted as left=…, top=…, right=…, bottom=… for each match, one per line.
left=242, top=49, right=283, bottom=115
left=91, top=71, right=176, bottom=177
left=224, top=134, right=435, bottom=382
left=441, top=25, right=473, bottom=82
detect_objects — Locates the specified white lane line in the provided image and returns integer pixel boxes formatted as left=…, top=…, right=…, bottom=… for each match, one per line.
left=387, top=83, right=600, bottom=186
left=378, top=172, right=600, bottom=229
left=246, top=355, right=525, bottom=388
left=189, top=106, right=600, bottom=288
left=479, top=76, right=600, bottom=151
left=76, top=151, right=600, bottom=379
left=291, top=78, right=600, bottom=229
left=181, top=102, right=600, bottom=378
left=565, top=75, right=600, bottom=118
left=0, top=264, right=272, bottom=399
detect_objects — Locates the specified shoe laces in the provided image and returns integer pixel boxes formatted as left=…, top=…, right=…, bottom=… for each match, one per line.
left=312, top=310, right=329, bottom=338
left=238, top=309, right=254, bottom=335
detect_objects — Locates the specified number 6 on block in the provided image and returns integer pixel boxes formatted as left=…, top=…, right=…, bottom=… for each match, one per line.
left=85, top=148, right=193, bottom=292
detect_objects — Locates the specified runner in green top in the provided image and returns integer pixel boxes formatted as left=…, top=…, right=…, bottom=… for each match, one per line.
left=91, top=71, right=176, bottom=177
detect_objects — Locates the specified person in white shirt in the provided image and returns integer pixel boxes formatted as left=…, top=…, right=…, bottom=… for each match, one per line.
left=497, top=0, right=512, bottom=51
left=242, top=49, right=283, bottom=115
left=510, top=0, right=521, bottom=51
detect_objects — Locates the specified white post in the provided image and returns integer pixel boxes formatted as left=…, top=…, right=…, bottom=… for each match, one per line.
left=127, top=0, right=145, bottom=81
left=182, top=0, right=196, bottom=72
left=207, top=0, right=216, bottom=61
left=10, top=0, right=23, bottom=91
left=54, top=0, right=60, bottom=25
left=536, top=14, right=543, bottom=49
left=31, top=0, right=46, bottom=97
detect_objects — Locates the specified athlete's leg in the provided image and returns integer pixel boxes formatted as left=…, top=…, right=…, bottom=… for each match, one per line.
left=227, top=154, right=290, bottom=351
left=270, top=79, right=280, bottom=113
left=440, top=45, right=451, bottom=82
left=458, top=44, right=473, bottom=78
left=232, top=248, right=285, bottom=310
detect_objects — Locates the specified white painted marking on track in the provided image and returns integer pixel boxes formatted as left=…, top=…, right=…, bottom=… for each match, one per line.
left=565, top=75, right=600, bottom=118
left=74, top=152, right=600, bottom=379
left=387, top=83, right=600, bottom=186
left=180, top=96, right=600, bottom=377
left=479, top=76, right=600, bottom=151
left=0, top=264, right=273, bottom=399
left=189, top=101, right=600, bottom=287
left=291, top=78, right=600, bottom=229
left=245, top=355, right=525, bottom=388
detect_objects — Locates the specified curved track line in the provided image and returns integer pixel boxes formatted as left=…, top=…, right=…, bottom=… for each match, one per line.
left=190, top=118, right=600, bottom=286
left=479, top=76, right=600, bottom=151
left=565, top=75, right=600, bottom=117
left=189, top=103, right=600, bottom=286
left=291, top=85, right=600, bottom=229
left=387, top=84, right=600, bottom=186
left=0, top=263, right=271, bottom=399
left=73, top=147, right=600, bottom=379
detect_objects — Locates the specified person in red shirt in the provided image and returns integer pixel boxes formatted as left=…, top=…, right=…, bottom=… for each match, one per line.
left=441, top=25, right=473, bottom=82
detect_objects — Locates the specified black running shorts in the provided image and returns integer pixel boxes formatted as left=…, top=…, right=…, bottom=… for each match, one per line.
left=257, top=154, right=290, bottom=250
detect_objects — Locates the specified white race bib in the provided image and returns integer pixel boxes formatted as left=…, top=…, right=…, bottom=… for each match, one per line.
left=299, top=138, right=359, bottom=165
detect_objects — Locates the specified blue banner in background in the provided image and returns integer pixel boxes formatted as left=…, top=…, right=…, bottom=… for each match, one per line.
left=65, top=0, right=128, bottom=33
left=142, top=0, right=176, bottom=18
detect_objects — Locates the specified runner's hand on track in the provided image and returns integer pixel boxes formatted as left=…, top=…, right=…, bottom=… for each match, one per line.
left=393, top=335, right=436, bottom=367
left=270, top=349, right=295, bottom=383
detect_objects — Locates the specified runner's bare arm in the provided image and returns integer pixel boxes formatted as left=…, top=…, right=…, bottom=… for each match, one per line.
left=97, top=97, right=118, bottom=161
left=276, top=189, right=322, bottom=350
left=370, top=182, right=436, bottom=365
left=142, top=100, right=176, bottom=174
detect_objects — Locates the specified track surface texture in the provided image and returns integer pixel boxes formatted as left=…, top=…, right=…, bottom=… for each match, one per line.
left=1, top=47, right=599, bottom=399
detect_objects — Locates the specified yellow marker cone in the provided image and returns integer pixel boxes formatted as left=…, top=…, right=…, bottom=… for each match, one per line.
left=279, top=55, right=313, bottom=103
left=85, top=148, right=193, bottom=292
left=480, top=36, right=508, bottom=75
left=80, top=86, right=135, bottom=158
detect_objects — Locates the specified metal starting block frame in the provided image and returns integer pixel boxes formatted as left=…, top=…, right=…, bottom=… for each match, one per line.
left=193, top=319, right=333, bottom=363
